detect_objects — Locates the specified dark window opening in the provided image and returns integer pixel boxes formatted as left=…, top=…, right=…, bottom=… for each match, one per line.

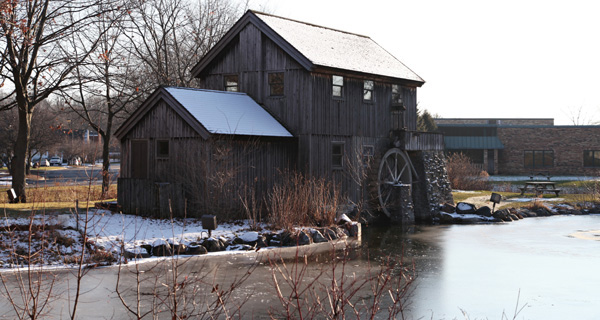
left=584, top=150, right=600, bottom=167
left=363, top=80, right=374, bottom=101
left=332, top=75, right=343, bottom=97
left=524, top=150, right=553, bottom=168
left=268, top=72, right=284, bottom=96
left=224, top=75, right=238, bottom=92
left=157, top=140, right=169, bottom=158
left=332, top=142, right=344, bottom=169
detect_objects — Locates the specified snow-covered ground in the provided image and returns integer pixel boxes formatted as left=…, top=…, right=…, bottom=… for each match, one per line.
left=0, top=210, right=270, bottom=269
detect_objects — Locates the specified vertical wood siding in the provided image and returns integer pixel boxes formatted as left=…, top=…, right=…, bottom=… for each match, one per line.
left=194, top=22, right=434, bottom=208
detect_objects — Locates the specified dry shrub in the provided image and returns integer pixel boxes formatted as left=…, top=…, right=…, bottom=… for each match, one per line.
left=268, top=172, right=341, bottom=230
left=527, top=200, right=551, bottom=212
left=446, top=153, right=489, bottom=191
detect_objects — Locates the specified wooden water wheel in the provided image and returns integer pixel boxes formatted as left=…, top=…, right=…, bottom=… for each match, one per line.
left=377, top=148, right=413, bottom=217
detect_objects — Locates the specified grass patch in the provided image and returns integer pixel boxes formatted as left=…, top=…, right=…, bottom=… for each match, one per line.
left=31, top=166, right=67, bottom=172
left=0, top=199, right=116, bottom=217
left=452, top=191, right=486, bottom=203
left=0, top=185, right=116, bottom=216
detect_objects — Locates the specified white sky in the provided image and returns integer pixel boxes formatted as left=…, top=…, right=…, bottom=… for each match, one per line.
left=249, top=0, right=600, bottom=125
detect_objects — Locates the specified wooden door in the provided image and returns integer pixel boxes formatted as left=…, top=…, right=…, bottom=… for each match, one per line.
left=131, top=140, right=148, bottom=179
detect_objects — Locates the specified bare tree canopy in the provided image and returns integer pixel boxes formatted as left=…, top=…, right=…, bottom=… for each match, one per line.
left=0, top=0, right=122, bottom=202
left=125, top=0, right=246, bottom=87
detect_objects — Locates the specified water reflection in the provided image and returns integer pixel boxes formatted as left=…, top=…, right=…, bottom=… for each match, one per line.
left=2, top=216, right=599, bottom=319
left=361, top=215, right=600, bottom=320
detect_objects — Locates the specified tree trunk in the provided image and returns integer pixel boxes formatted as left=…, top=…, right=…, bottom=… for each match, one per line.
left=100, top=113, right=113, bottom=199
left=100, top=133, right=111, bottom=200
left=12, top=108, right=32, bottom=203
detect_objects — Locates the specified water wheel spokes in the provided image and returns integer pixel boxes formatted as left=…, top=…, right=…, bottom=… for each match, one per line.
left=377, top=148, right=413, bottom=217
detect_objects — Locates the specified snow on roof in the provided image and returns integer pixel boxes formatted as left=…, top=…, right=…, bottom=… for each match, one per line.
left=164, top=87, right=292, bottom=137
left=255, top=12, right=424, bottom=83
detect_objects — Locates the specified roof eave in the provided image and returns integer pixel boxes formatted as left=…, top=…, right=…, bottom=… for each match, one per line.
left=311, top=65, right=425, bottom=87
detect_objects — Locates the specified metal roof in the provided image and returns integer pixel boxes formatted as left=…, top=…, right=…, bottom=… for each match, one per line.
left=444, top=136, right=504, bottom=150
left=164, top=87, right=293, bottom=137
left=254, top=12, right=424, bottom=83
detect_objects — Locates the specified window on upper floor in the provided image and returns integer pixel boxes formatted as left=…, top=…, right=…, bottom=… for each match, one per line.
left=332, top=75, right=343, bottom=98
left=391, top=84, right=404, bottom=111
left=156, top=139, right=169, bottom=159
left=524, top=150, right=553, bottom=168
left=584, top=150, right=600, bottom=167
left=332, top=142, right=344, bottom=169
left=363, top=80, right=374, bottom=101
left=224, top=75, right=238, bottom=92
left=268, top=72, right=284, bottom=96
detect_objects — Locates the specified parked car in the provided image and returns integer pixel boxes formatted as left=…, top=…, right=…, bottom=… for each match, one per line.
left=49, top=156, right=62, bottom=166
left=38, top=159, right=50, bottom=167
left=69, top=157, right=81, bottom=166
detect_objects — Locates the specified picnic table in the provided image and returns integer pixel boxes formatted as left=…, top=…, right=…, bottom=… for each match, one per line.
left=519, top=181, right=561, bottom=197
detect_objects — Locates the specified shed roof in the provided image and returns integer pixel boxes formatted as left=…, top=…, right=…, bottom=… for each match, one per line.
left=164, top=87, right=292, bottom=137
left=115, top=87, right=293, bottom=140
left=444, top=136, right=505, bottom=150
left=253, top=12, right=423, bottom=82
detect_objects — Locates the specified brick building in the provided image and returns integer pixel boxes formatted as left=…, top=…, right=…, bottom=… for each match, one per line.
left=436, top=118, right=600, bottom=175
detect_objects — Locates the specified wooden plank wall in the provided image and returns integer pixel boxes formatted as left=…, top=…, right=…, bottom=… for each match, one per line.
left=121, top=100, right=200, bottom=179
left=118, top=178, right=185, bottom=218
left=194, top=22, right=429, bottom=210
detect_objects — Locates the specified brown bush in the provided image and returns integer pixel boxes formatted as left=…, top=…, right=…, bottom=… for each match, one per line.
left=446, top=153, right=490, bottom=191
left=267, top=172, right=341, bottom=230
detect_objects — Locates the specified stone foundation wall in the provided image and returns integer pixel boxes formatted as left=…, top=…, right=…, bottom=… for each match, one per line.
left=411, top=151, right=454, bottom=222
left=498, top=126, right=600, bottom=175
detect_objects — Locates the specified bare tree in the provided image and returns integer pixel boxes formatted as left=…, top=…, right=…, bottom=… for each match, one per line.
left=61, top=0, right=142, bottom=198
left=0, top=103, right=61, bottom=175
left=564, top=105, right=598, bottom=125
left=0, top=0, right=121, bottom=202
left=125, top=0, right=245, bottom=87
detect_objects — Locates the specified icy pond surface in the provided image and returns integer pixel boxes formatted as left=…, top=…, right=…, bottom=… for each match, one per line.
left=1, top=215, right=599, bottom=319
left=363, top=215, right=600, bottom=319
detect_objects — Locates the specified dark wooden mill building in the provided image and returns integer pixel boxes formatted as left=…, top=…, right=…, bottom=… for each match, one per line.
left=116, top=10, right=451, bottom=222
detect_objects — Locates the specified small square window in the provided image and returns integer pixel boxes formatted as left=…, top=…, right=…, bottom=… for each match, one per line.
left=332, top=142, right=344, bottom=169
left=332, top=75, right=343, bottom=97
left=157, top=140, right=169, bottom=158
left=268, top=72, right=284, bottom=96
left=224, top=75, right=238, bottom=92
left=363, top=80, right=374, bottom=101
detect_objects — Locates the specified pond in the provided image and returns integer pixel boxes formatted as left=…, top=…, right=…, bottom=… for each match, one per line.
left=362, top=215, right=600, bottom=319
left=1, top=215, right=598, bottom=319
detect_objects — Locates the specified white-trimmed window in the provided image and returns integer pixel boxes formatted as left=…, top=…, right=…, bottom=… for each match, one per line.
left=332, top=75, right=344, bottom=97
left=363, top=80, right=374, bottom=101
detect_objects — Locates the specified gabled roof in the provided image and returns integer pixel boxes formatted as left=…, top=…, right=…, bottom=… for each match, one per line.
left=115, top=87, right=293, bottom=140
left=191, top=11, right=424, bottom=84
